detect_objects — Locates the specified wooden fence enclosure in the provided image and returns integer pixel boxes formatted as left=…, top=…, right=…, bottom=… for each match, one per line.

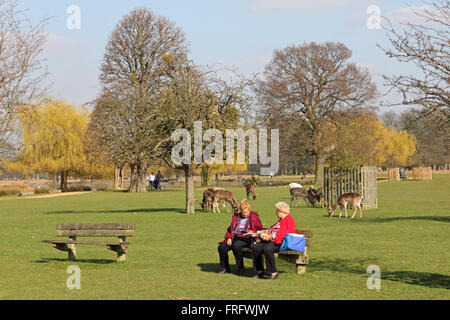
left=323, top=166, right=377, bottom=209
left=413, top=167, right=432, bottom=180
left=388, top=168, right=400, bottom=181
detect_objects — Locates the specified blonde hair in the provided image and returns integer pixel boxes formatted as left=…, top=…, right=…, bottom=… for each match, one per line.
left=275, top=201, right=290, bottom=214
left=240, top=199, right=251, bottom=211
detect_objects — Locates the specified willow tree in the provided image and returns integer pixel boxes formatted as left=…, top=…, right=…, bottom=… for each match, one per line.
left=326, top=109, right=417, bottom=167
left=255, top=42, right=378, bottom=184
left=18, top=100, right=88, bottom=191
left=96, top=8, right=188, bottom=192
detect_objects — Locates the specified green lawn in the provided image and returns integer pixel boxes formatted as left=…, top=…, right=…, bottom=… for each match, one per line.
left=0, top=175, right=449, bottom=300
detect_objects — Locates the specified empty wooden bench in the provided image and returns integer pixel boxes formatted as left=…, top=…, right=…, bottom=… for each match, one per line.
left=42, top=223, right=135, bottom=262
left=241, top=229, right=313, bottom=274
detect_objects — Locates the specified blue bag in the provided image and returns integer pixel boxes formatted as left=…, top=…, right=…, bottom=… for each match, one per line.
left=280, top=234, right=305, bottom=251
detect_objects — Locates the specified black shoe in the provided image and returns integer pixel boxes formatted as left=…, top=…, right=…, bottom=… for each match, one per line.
left=253, top=272, right=265, bottom=279
left=218, top=268, right=231, bottom=275
left=237, top=268, right=246, bottom=276
left=268, top=272, right=279, bottom=280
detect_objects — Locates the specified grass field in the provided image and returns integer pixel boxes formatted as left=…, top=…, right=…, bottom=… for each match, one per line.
left=0, top=175, right=449, bottom=300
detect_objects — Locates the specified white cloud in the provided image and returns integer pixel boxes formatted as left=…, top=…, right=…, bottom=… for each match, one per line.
left=347, top=5, right=439, bottom=28
left=42, top=33, right=87, bottom=60
left=383, top=5, right=438, bottom=25
left=250, top=0, right=382, bottom=13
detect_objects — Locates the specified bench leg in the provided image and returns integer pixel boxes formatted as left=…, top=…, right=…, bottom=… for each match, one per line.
left=117, top=252, right=126, bottom=263
left=51, top=243, right=76, bottom=261
left=67, top=244, right=77, bottom=261
left=106, top=244, right=128, bottom=263
left=68, top=237, right=77, bottom=261
left=296, top=264, right=306, bottom=275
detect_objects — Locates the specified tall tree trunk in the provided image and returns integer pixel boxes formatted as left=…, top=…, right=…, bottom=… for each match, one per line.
left=129, top=160, right=147, bottom=192
left=201, top=165, right=210, bottom=187
left=113, top=164, right=124, bottom=190
left=60, top=169, right=69, bottom=192
left=314, top=153, right=325, bottom=186
left=184, top=165, right=195, bottom=214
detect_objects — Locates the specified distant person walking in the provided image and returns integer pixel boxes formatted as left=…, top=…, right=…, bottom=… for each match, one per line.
left=155, top=170, right=163, bottom=190
left=148, top=172, right=155, bottom=190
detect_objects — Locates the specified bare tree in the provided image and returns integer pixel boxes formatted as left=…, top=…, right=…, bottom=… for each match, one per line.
left=379, top=0, right=449, bottom=127
left=155, top=58, right=249, bottom=213
left=255, top=42, right=378, bottom=184
left=96, top=8, right=188, bottom=192
left=0, top=0, right=48, bottom=156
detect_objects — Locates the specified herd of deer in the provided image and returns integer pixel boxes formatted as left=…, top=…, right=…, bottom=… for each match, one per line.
left=200, top=180, right=363, bottom=219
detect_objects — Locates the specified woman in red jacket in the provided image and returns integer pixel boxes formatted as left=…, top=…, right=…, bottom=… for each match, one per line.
left=252, top=201, right=296, bottom=280
left=218, top=200, right=263, bottom=276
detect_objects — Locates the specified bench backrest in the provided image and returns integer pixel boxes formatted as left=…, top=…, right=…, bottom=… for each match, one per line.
left=56, top=223, right=135, bottom=238
left=295, top=229, right=313, bottom=247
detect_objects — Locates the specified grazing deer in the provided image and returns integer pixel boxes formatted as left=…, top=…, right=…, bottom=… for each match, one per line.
left=201, top=188, right=225, bottom=211
left=307, top=187, right=325, bottom=208
left=245, top=183, right=256, bottom=200
left=212, top=189, right=238, bottom=214
left=290, top=187, right=308, bottom=207
left=327, top=193, right=363, bottom=219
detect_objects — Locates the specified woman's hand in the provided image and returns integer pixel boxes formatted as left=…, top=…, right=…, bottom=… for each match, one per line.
left=226, top=238, right=232, bottom=246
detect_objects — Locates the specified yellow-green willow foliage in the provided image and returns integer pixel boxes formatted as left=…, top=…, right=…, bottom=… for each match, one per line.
left=19, top=101, right=88, bottom=176
left=327, top=112, right=417, bottom=167
left=11, top=100, right=113, bottom=186
left=376, top=126, right=417, bottom=167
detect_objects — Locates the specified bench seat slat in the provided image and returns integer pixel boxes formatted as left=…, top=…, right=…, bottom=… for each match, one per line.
left=57, top=223, right=135, bottom=230
left=42, top=240, right=128, bottom=246
left=56, top=230, right=134, bottom=237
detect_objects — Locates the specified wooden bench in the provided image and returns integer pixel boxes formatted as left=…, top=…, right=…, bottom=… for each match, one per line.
left=241, top=229, right=313, bottom=274
left=42, top=223, right=135, bottom=262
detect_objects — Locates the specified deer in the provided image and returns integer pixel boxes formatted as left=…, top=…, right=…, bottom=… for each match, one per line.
left=327, top=193, right=363, bottom=219
left=201, top=188, right=226, bottom=211
left=212, top=189, right=239, bottom=214
left=245, top=183, right=256, bottom=200
left=290, top=187, right=308, bottom=207
left=307, top=187, right=325, bottom=208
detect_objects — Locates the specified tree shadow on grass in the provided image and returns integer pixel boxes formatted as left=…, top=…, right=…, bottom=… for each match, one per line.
left=46, top=208, right=187, bottom=215
left=367, top=216, right=450, bottom=223
left=309, top=257, right=450, bottom=290
left=33, top=258, right=116, bottom=264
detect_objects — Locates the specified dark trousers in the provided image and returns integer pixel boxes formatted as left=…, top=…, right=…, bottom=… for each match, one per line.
left=252, top=241, right=280, bottom=274
left=218, top=237, right=249, bottom=271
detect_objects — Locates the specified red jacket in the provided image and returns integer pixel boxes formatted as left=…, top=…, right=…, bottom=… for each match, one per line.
left=221, top=211, right=263, bottom=243
left=270, top=214, right=296, bottom=245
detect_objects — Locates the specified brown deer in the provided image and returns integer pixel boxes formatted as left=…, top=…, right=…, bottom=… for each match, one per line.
left=327, top=193, right=363, bottom=219
left=201, top=188, right=226, bottom=211
left=290, top=187, right=308, bottom=207
left=307, top=187, right=325, bottom=208
left=212, top=189, right=238, bottom=213
left=245, top=183, right=256, bottom=200
left=316, top=187, right=325, bottom=207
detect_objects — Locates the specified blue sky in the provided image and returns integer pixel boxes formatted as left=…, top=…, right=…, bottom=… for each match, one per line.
left=18, top=0, right=429, bottom=111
